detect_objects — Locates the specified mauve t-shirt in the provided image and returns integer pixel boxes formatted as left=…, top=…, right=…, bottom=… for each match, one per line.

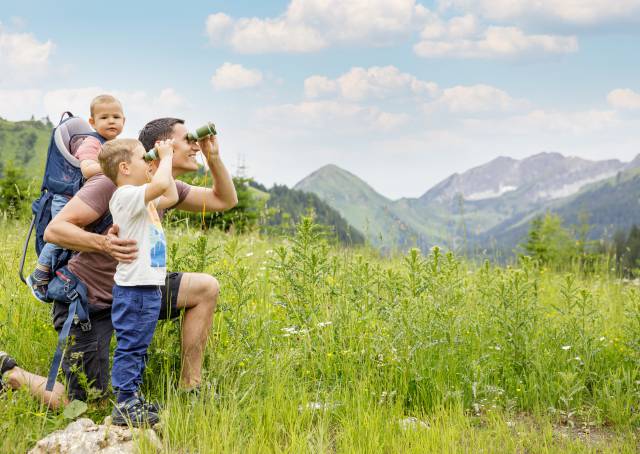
left=67, top=175, right=191, bottom=309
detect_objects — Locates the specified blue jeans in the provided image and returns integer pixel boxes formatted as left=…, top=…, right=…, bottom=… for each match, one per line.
left=38, top=194, right=70, bottom=268
left=111, top=285, right=161, bottom=402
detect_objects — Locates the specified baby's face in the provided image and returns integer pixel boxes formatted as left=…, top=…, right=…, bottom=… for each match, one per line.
left=90, top=102, right=125, bottom=140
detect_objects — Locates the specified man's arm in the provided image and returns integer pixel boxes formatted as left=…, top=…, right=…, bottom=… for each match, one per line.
left=44, top=196, right=138, bottom=262
left=175, top=135, right=238, bottom=213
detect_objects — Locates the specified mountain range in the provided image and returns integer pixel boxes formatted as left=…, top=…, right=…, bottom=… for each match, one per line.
left=294, top=152, right=640, bottom=254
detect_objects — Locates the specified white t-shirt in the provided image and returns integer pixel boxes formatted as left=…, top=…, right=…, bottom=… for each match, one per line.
left=109, top=184, right=167, bottom=286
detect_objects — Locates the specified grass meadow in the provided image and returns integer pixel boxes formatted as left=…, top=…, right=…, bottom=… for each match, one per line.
left=1, top=217, right=639, bottom=453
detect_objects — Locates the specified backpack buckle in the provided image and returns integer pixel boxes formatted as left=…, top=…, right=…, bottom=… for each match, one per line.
left=67, top=289, right=79, bottom=301
left=80, top=320, right=92, bottom=332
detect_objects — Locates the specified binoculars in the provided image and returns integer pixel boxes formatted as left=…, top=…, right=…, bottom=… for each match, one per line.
left=144, top=122, right=217, bottom=161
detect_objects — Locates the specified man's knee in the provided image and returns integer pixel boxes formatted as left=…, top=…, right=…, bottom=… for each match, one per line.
left=200, top=274, right=219, bottom=310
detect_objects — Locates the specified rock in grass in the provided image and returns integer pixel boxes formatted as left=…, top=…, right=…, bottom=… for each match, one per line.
left=28, top=418, right=162, bottom=453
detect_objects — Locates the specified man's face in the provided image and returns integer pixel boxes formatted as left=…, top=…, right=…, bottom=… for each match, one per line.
left=90, top=102, right=125, bottom=140
left=169, top=123, right=200, bottom=175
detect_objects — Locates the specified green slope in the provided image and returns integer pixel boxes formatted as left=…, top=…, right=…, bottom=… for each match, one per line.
left=0, top=118, right=52, bottom=180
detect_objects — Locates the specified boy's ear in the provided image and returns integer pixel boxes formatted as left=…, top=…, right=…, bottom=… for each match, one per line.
left=88, top=117, right=95, bottom=127
left=118, top=161, right=129, bottom=175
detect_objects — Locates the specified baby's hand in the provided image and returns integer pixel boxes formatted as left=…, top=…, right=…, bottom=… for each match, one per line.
left=155, top=139, right=174, bottom=160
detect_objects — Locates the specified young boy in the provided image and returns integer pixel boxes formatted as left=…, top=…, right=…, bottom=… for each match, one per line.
left=28, top=94, right=126, bottom=299
left=98, top=138, right=178, bottom=426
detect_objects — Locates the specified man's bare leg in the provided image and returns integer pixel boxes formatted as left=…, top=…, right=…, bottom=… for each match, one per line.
left=4, top=367, right=68, bottom=409
left=175, top=272, right=219, bottom=389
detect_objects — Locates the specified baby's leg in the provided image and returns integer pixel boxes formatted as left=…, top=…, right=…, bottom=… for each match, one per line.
left=29, top=194, right=71, bottom=295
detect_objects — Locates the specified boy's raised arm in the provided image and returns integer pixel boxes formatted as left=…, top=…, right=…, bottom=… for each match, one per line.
left=157, top=177, right=179, bottom=209
left=145, top=139, right=174, bottom=204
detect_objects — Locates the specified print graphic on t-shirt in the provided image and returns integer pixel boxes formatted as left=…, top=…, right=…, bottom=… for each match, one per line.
left=147, top=202, right=166, bottom=268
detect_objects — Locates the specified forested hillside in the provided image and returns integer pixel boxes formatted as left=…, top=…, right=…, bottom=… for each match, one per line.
left=0, top=118, right=52, bottom=179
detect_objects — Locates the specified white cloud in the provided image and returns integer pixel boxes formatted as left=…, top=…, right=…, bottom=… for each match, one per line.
left=304, top=66, right=438, bottom=101
left=205, top=0, right=424, bottom=53
left=427, top=84, right=527, bottom=113
left=607, top=88, right=640, bottom=110
left=463, top=108, right=619, bottom=135
left=304, top=76, right=338, bottom=98
left=0, top=87, right=187, bottom=136
left=0, top=89, right=42, bottom=120
left=439, top=0, right=640, bottom=26
left=0, top=25, right=53, bottom=81
left=258, top=100, right=408, bottom=132
left=414, top=25, right=578, bottom=58
left=211, top=63, right=263, bottom=90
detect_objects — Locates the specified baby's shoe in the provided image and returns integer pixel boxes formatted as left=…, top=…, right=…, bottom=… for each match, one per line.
left=26, top=272, right=49, bottom=302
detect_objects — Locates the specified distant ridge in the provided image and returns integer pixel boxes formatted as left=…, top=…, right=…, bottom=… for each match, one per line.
left=294, top=153, right=640, bottom=254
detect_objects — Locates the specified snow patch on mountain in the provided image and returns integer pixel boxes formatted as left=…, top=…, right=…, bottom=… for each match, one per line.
left=536, top=171, right=619, bottom=200
left=466, top=185, right=518, bottom=201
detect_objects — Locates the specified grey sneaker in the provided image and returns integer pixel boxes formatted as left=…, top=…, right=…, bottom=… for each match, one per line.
left=0, top=352, right=17, bottom=394
left=111, top=396, right=160, bottom=427
left=26, top=274, right=49, bottom=302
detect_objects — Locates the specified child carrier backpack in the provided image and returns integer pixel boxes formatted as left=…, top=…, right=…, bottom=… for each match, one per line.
left=19, top=112, right=109, bottom=282
left=18, top=112, right=112, bottom=391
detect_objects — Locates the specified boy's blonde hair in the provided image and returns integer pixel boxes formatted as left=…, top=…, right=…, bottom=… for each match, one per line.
left=90, top=94, right=122, bottom=117
left=99, top=138, right=141, bottom=184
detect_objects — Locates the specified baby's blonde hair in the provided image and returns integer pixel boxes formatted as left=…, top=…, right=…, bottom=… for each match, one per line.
left=98, top=138, right=141, bottom=184
left=90, top=94, right=122, bottom=117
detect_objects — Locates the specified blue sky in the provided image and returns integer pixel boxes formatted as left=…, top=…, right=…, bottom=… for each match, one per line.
left=1, top=0, right=639, bottom=198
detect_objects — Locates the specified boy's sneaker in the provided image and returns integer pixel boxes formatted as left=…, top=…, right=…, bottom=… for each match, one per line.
left=136, top=393, right=162, bottom=413
left=111, top=396, right=160, bottom=427
left=26, top=274, right=49, bottom=302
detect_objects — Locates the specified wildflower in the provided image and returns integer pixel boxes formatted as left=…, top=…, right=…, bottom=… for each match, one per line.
left=245, top=252, right=254, bottom=257
left=398, top=417, right=429, bottom=430
left=317, top=321, right=333, bottom=328
left=561, top=345, right=571, bottom=351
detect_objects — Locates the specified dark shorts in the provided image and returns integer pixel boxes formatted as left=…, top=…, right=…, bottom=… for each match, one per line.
left=52, top=272, right=184, bottom=401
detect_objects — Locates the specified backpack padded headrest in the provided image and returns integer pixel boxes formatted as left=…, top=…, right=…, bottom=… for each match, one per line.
left=54, top=117, right=94, bottom=168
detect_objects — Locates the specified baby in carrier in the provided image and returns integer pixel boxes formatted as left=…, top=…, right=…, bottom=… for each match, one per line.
left=27, top=94, right=126, bottom=300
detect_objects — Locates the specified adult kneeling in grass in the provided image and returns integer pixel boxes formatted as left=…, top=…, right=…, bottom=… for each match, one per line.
left=5, top=118, right=237, bottom=407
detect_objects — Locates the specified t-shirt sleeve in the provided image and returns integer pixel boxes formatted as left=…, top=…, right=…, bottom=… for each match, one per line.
left=110, top=185, right=147, bottom=216
left=75, top=136, right=102, bottom=161
left=76, top=174, right=116, bottom=217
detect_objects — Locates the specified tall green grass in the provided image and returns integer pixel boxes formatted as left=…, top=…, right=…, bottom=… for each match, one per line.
left=1, top=218, right=638, bottom=453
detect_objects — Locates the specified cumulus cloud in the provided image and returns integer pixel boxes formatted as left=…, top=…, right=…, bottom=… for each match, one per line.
left=426, top=84, right=527, bottom=113
left=0, top=87, right=186, bottom=131
left=414, top=23, right=578, bottom=58
left=463, top=108, right=619, bottom=135
left=205, top=0, right=424, bottom=53
left=0, top=89, right=42, bottom=120
left=438, top=0, right=640, bottom=26
left=211, top=63, right=263, bottom=90
left=258, top=100, right=408, bottom=132
left=0, top=25, right=53, bottom=81
left=607, top=88, right=640, bottom=110
left=304, top=66, right=438, bottom=101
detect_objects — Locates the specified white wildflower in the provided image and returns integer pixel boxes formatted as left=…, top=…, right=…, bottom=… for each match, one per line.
left=561, top=345, right=571, bottom=351
left=317, top=321, right=333, bottom=328
left=398, top=417, right=429, bottom=430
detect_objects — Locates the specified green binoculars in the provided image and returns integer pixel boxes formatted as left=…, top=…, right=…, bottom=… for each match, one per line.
left=144, top=122, right=217, bottom=161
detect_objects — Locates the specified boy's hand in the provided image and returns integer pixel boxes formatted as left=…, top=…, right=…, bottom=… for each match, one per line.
left=155, top=139, right=174, bottom=160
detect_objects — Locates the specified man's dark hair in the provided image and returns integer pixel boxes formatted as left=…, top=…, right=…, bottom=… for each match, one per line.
left=138, top=117, right=184, bottom=151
